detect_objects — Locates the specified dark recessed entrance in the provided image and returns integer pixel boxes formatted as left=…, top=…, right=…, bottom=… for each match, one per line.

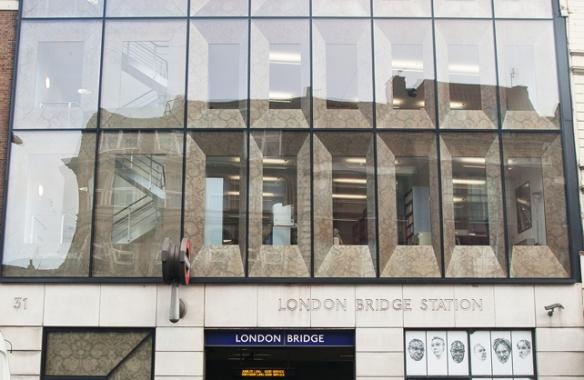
left=205, top=330, right=355, bottom=380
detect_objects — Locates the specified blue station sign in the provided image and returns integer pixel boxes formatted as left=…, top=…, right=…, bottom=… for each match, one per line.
left=205, top=330, right=354, bottom=347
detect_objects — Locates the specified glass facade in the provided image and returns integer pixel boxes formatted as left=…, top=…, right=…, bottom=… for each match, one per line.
left=2, top=0, right=578, bottom=280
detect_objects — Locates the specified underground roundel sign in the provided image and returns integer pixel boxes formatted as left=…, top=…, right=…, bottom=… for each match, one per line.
left=161, top=237, right=192, bottom=285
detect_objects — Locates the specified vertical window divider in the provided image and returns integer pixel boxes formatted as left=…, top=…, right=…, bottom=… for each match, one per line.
left=430, top=0, right=447, bottom=278
left=180, top=0, right=191, bottom=243
left=491, top=0, right=512, bottom=279
left=309, top=0, right=315, bottom=278
left=552, top=0, right=584, bottom=281
left=245, top=0, right=252, bottom=278
left=369, top=0, right=380, bottom=278
left=87, top=0, right=108, bottom=278
left=0, top=0, right=24, bottom=278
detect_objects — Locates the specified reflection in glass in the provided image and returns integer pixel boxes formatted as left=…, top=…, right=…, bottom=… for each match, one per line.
left=188, top=20, right=248, bottom=128
left=248, top=132, right=311, bottom=277
left=23, top=0, right=103, bottom=17
left=100, top=21, right=186, bottom=129
left=312, top=0, right=370, bottom=16
left=191, top=0, right=248, bottom=16
left=313, top=20, right=373, bottom=128
left=314, top=132, right=376, bottom=277
left=497, top=21, right=559, bottom=129
left=2, top=132, right=95, bottom=277
left=494, top=0, right=552, bottom=18
left=377, top=133, right=441, bottom=277
left=252, top=0, right=309, bottom=16
left=184, top=132, right=247, bottom=277
left=434, top=0, right=492, bottom=17
left=435, top=21, right=498, bottom=129
left=93, top=132, right=183, bottom=277
left=504, top=133, right=570, bottom=277
left=452, top=157, right=489, bottom=246
left=441, top=133, right=506, bottom=277
left=374, top=20, right=435, bottom=129
left=251, top=20, right=310, bottom=128
left=374, top=0, right=431, bottom=17
left=106, top=0, right=187, bottom=17
left=14, top=21, right=102, bottom=129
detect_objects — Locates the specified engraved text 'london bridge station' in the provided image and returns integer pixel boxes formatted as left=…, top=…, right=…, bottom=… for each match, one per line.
left=278, top=298, right=484, bottom=312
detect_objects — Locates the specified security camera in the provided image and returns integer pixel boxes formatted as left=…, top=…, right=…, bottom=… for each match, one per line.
left=544, top=303, right=564, bottom=317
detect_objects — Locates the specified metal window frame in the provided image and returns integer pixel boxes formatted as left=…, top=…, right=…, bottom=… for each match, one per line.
left=1, top=0, right=581, bottom=284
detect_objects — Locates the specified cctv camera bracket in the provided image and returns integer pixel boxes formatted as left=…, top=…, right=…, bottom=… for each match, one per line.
left=162, top=238, right=192, bottom=323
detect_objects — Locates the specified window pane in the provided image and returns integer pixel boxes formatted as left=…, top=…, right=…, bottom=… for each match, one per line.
left=313, top=20, right=373, bottom=128
left=374, top=20, right=435, bottom=129
left=494, top=0, right=552, bottom=18
left=2, top=132, right=95, bottom=277
left=107, top=0, right=188, bottom=17
left=435, top=20, right=498, bottom=129
left=23, top=0, right=104, bottom=17
left=184, top=132, right=247, bottom=277
left=191, top=0, right=249, bottom=16
left=314, top=132, right=376, bottom=277
left=313, top=0, right=370, bottom=16
left=251, top=20, right=310, bottom=129
left=93, top=132, right=183, bottom=277
left=504, top=133, right=570, bottom=278
left=434, top=0, right=492, bottom=17
left=45, top=331, right=152, bottom=376
left=248, top=132, right=311, bottom=277
left=497, top=21, right=559, bottom=130
left=252, top=0, right=309, bottom=16
left=373, top=0, right=431, bottom=17
left=188, top=20, right=248, bottom=128
left=377, top=133, right=441, bottom=277
left=441, top=133, right=506, bottom=277
left=100, top=20, right=186, bottom=129
left=14, top=21, right=101, bottom=130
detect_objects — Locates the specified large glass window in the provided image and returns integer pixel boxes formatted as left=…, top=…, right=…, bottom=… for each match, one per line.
left=252, top=0, right=309, bottom=16
left=312, top=0, right=370, bottom=16
left=373, top=0, right=431, bottom=17
left=504, top=133, right=570, bottom=278
left=191, top=0, right=249, bottom=16
left=313, top=20, right=373, bottom=129
left=188, top=20, right=248, bottom=129
left=248, top=132, right=311, bottom=277
left=43, top=330, right=153, bottom=379
left=23, top=0, right=104, bottom=18
left=314, top=132, right=376, bottom=277
left=100, top=20, right=186, bottom=129
left=106, top=0, right=188, bottom=17
left=184, top=132, right=247, bottom=277
left=497, top=21, right=559, bottom=130
left=441, top=133, right=506, bottom=278
left=435, top=20, right=498, bottom=129
left=377, top=133, right=441, bottom=277
left=374, top=20, right=435, bottom=129
left=250, top=20, right=311, bottom=129
left=494, top=0, right=552, bottom=18
left=434, top=0, right=492, bottom=17
left=2, top=132, right=95, bottom=277
left=13, top=21, right=102, bottom=130
left=93, top=131, right=183, bottom=277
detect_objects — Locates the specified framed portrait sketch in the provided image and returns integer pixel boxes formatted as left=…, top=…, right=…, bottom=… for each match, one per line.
left=515, top=181, right=532, bottom=233
left=405, top=331, right=427, bottom=376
